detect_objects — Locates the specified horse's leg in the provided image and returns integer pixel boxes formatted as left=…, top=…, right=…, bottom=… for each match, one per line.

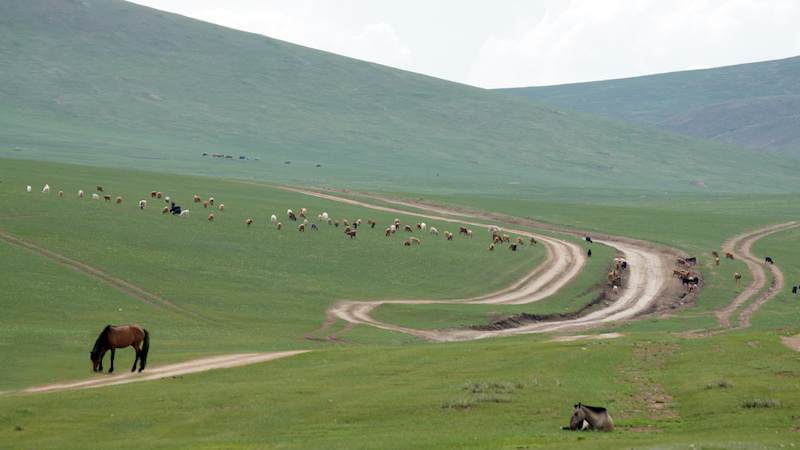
left=131, top=343, right=141, bottom=372
left=98, top=349, right=107, bottom=372
left=108, top=348, right=116, bottom=373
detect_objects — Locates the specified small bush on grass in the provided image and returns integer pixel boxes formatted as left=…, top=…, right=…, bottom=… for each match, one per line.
left=702, top=379, right=735, bottom=389
left=739, top=396, right=781, bottom=408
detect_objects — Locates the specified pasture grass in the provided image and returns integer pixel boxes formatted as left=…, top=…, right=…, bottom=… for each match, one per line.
left=3, top=159, right=800, bottom=447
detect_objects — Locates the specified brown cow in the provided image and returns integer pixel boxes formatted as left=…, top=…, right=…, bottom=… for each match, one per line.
left=715, top=258, right=720, bottom=266
left=97, top=185, right=104, bottom=192
left=116, top=197, right=122, bottom=204
left=726, top=252, right=734, bottom=260
left=459, top=226, right=468, bottom=235
left=734, top=273, right=742, bottom=282
left=711, top=250, right=719, bottom=257
left=151, top=191, right=157, bottom=198
left=104, top=195, right=111, bottom=202
left=208, top=214, right=214, bottom=221
left=193, top=196, right=201, bottom=203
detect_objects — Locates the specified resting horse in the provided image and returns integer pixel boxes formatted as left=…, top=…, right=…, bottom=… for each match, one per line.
left=90, top=324, right=149, bottom=373
left=567, top=403, right=614, bottom=432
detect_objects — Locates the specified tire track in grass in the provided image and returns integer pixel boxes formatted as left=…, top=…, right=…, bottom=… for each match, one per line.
left=0, top=229, right=222, bottom=326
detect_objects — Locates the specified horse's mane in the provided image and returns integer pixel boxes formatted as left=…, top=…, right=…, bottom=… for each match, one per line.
left=581, top=404, right=608, bottom=413
left=91, top=325, right=112, bottom=358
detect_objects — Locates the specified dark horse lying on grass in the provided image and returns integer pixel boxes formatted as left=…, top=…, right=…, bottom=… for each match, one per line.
left=562, top=403, right=614, bottom=432
left=90, top=324, right=149, bottom=373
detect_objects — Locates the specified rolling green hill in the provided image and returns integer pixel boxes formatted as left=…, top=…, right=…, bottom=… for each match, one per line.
left=498, top=56, right=800, bottom=158
left=2, top=0, right=800, bottom=196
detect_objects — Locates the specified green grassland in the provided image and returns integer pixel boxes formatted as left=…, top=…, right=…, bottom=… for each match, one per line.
left=2, top=158, right=800, bottom=448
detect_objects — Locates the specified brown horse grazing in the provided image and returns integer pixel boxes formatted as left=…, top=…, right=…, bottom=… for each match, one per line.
left=90, top=324, right=149, bottom=373
left=567, top=403, right=613, bottom=431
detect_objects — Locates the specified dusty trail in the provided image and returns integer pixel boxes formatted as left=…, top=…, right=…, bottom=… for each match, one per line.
left=716, top=221, right=797, bottom=329
left=1, top=351, right=309, bottom=396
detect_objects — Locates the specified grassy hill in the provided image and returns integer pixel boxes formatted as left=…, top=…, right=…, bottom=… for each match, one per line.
left=2, top=0, right=800, bottom=196
left=498, top=56, right=800, bottom=158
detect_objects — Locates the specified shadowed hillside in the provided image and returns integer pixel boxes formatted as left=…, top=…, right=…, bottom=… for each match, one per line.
left=498, top=56, right=800, bottom=158
left=2, top=0, right=800, bottom=195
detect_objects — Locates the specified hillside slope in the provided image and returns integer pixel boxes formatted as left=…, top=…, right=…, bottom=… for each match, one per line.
left=2, top=0, right=800, bottom=195
left=498, top=56, right=800, bottom=158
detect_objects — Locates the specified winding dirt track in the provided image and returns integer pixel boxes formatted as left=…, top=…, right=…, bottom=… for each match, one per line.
left=3, top=183, right=795, bottom=394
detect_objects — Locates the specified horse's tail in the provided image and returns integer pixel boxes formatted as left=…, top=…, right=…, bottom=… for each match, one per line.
left=141, top=329, right=150, bottom=370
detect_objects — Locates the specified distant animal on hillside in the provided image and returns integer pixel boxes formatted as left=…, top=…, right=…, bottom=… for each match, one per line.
left=27, top=185, right=32, bottom=193
left=685, top=257, right=697, bottom=265
left=725, top=252, right=734, bottom=260
left=792, top=286, right=797, bottom=294
left=179, top=210, right=189, bottom=217
left=246, top=219, right=253, bottom=227
left=712, top=250, right=719, bottom=257
left=42, top=184, right=50, bottom=194
left=734, top=273, right=742, bottom=282
left=96, top=185, right=103, bottom=192
left=587, top=249, right=592, bottom=257
left=116, top=197, right=122, bottom=204
left=78, top=190, right=84, bottom=198
left=104, top=195, right=111, bottom=202
left=585, top=236, right=592, bottom=243
left=765, top=257, right=774, bottom=264
left=139, top=200, right=146, bottom=209
left=410, top=237, right=420, bottom=245
left=208, top=214, right=214, bottom=221
left=170, top=202, right=181, bottom=215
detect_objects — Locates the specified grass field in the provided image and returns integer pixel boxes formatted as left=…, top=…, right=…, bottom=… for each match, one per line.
left=2, top=158, right=800, bottom=448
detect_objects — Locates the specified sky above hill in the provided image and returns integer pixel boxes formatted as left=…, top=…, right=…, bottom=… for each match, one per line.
left=130, top=0, right=800, bottom=89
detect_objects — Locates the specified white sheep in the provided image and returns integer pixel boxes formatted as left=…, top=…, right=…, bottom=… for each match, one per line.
left=42, top=184, right=50, bottom=194
left=322, top=212, right=329, bottom=221
left=420, top=222, right=426, bottom=232
left=92, top=193, right=100, bottom=200
left=179, top=210, right=189, bottom=217
left=271, top=214, right=277, bottom=222
left=430, top=227, right=438, bottom=235
left=78, top=189, right=84, bottom=198
left=27, top=186, right=32, bottom=193
left=139, top=200, right=147, bottom=209
left=390, top=224, right=396, bottom=233
left=165, top=196, right=170, bottom=203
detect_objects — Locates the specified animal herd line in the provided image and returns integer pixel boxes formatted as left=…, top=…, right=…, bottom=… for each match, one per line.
left=22, top=183, right=547, bottom=252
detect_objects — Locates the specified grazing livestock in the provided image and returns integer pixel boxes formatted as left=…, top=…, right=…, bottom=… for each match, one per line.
left=716, top=258, right=720, bottom=266
left=97, top=185, right=103, bottom=192
left=676, top=258, right=686, bottom=266
left=712, top=250, right=719, bottom=257
left=26, top=185, right=31, bottom=193
left=390, top=224, right=396, bottom=233
left=299, top=208, right=307, bottom=218
left=59, top=191, right=63, bottom=197
left=334, top=220, right=339, bottom=227
left=404, top=225, right=413, bottom=232
left=765, top=257, right=774, bottom=264
left=246, top=219, right=253, bottom=227
left=42, top=184, right=50, bottom=194
left=347, top=230, right=357, bottom=239
left=193, top=196, right=201, bottom=203
left=151, top=191, right=157, bottom=198
left=90, top=324, right=149, bottom=373
left=612, top=285, right=618, bottom=295
left=116, top=197, right=122, bottom=204
left=165, top=196, right=170, bottom=203
left=459, top=226, right=468, bottom=235
left=219, top=204, right=224, bottom=211
left=327, top=218, right=332, bottom=225
left=685, top=257, right=697, bottom=265
left=420, top=223, right=426, bottom=232
left=139, top=200, right=146, bottom=209
left=734, top=273, right=742, bottom=282
left=516, top=237, right=524, bottom=245
left=322, top=212, right=329, bottom=221
left=179, top=210, right=189, bottom=217
left=587, top=249, right=592, bottom=257
left=446, top=232, right=453, bottom=241
left=208, top=197, right=214, bottom=205
left=203, top=201, right=208, bottom=208
left=385, top=228, right=391, bottom=236
left=724, top=252, right=734, bottom=260
left=104, top=195, right=111, bottom=202
left=311, top=223, right=318, bottom=230
left=489, top=243, right=495, bottom=251
left=530, top=237, right=537, bottom=244
left=157, top=192, right=162, bottom=199
left=170, top=202, right=181, bottom=214
left=430, top=227, right=438, bottom=235
left=793, top=286, right=798, bottom=294
left=509, top=243, right=517, bottom=251
left=343, top=219, right=349, bottom=227
left=208, top=214, right=214, bottom=221
left=403, top=240, right=411, bottom=246
left=298, top=223, right=305, bottom=232
left=502, top=235, right=510, bottom=243
left=277, top=222, right=282, bottom=230
left=493, top=235, right=503, bottom=244
left=370, top=220, right=376, bottom=229
left=488, top=225, right=501, bottom=234
left=410, top=237, right=420, bottom=245
left=585, top=236, right=593, bottom=243
left=271, top=214, right=277, bottom=222
left=343, top=226, right=351, bottom=234
left=466, top=230, right=473, bottom=238
left=78, top=189, right=84, bottom=198
left=162, top=206, right=169, bottom=214
left=289, top=212, right=297, bottom=221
